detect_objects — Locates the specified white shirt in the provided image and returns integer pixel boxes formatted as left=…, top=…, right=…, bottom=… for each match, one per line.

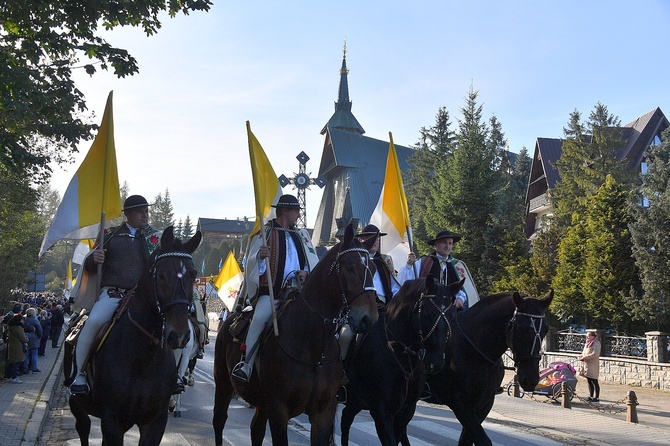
left=397, top=255, right=467, bottom=304
left=258, top=231, right=306, bottom=282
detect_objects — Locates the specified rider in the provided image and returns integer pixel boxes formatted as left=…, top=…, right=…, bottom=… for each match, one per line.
left=191, top=288, right=209, bottom=359
left=397, top=230, right=468, bottom=310
left=231, top=194, right=311, bottom=383
left=339, top=224, right=401, bottom=360
left=70, top=195, right=162, bottom=395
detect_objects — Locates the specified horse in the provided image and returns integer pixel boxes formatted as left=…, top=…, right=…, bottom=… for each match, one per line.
left=212, top=223, right=379, bottom=446
left=169, top=318, right=200, bottom=417
left=340, top=276, right=465, bottom=446
left=67, top=226, right=202, bottom=446
left=425, top=290, right=553, bottom=446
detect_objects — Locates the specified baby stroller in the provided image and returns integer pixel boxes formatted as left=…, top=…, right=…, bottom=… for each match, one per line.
left=533, top=361, right=578, bottom=401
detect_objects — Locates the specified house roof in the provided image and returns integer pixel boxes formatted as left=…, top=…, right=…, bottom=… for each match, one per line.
left=197, top=218, right=255, bottom=235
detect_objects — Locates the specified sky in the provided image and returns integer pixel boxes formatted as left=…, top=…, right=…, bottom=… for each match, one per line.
left=48, top=0, right=670, bottom=229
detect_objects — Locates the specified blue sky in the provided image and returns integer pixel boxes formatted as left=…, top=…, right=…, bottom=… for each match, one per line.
left=49, top=1, right=670, bottom=228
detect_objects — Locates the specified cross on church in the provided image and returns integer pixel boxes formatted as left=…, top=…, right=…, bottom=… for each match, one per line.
left=278, top=151, right=326, bottom=228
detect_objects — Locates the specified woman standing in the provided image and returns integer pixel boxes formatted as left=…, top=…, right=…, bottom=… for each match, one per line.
left=23, top=308, right=43, bottom=372
left=6, top=313, right=29, bottom=383
left=38, top=310, right=51, bottom=356
left=579, top=330, right=602, bottom=402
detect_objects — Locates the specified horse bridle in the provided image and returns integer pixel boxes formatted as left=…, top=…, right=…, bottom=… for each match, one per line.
left=128, top=251, right=194, bottom=347
left=506, top=309, right=547, bottom=363
left=323, top=247, right=377, bottom=325
left=385, top=290, right=451, bottom=379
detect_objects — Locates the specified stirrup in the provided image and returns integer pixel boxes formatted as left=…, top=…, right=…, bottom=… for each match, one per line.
left=231, top=362, right=251, bottom=383
left=69, top=374, right=90, bottom=396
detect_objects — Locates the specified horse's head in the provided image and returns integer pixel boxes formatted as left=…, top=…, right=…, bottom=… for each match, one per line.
left=506, top=290, right=553, bottom=391
left=388, top=275, right=464, bottom=374
left=149, top=226, right=202, bottom=350
left=324, top=223, right=379, bottom=333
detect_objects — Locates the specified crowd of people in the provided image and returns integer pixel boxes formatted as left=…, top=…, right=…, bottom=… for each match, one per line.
left=1, top=293, right=69, bottom=384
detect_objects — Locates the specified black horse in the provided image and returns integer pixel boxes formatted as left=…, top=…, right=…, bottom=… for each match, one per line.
left=341, top=276, right=465, bottom=446
left=425, top=291, right=553, bottom=446
left=67, top=227, right=202, bottom=446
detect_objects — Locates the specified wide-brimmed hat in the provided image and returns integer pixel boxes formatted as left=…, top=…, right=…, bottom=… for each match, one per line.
left=271, top=194, right=301, bottom=209
left=427, top=230, right=461, bottom=245
left=356, top=224, right=386, bottom=238
left=123, top=195, right=151, bottom=211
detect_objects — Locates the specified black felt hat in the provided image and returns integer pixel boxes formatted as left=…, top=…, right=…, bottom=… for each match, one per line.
left=122, top=195, right=151, bottom=211
left=355, top=224, right=387, bottom=238
left=271, top=194, right=301, bottom=209
left=427, top=230, right=461, bottom=245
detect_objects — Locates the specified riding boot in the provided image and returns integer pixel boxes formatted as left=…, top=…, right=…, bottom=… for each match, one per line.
left=231, top=295, right=272, bottom=383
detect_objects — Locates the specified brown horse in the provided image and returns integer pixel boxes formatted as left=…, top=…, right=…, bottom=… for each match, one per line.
left=213, top=223, right=379, bottom=446
left=67, top=227, right=201, bottom=446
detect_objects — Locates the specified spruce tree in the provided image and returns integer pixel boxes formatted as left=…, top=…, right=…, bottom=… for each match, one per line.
left=150, top=188, right=175, bottom=230
left=552, top=214, right=587, bottom=325
left=628, top=129, right=670, bottom=330
left=581, top=175, right=639, bottom=329
left=182, top=215, right=194, bottom=239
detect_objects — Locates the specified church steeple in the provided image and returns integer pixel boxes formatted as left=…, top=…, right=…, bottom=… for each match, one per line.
left=321, top=40, right=365, bottom=135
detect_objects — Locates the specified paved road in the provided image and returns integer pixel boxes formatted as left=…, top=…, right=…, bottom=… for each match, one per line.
left=35, top=330, right=670, bottom=445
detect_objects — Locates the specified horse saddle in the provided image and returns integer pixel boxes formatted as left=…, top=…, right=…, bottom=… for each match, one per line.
left=228, top=288, right=300, bottom=344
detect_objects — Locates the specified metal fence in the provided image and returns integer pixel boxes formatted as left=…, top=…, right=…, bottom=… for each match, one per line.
left=553, top=330, right=648, bottom=360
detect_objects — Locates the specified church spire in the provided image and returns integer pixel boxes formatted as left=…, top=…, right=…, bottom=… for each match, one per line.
left=321, top=39, right=365, bottom=135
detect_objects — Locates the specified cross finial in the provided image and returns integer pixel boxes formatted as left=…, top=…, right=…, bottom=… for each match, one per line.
left=343, top=37, right=347, bottom=59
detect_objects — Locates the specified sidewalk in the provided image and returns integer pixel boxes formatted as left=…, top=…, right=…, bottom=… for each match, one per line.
left=480, top=370, right=670, bottom=445
left=0, top=339, right=64, bottom=446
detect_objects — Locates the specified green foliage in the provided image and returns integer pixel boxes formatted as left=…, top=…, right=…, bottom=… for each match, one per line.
left=0, top=0, right=212, bottom=176
left=0, top=166, right=43, bottom=308
left=552, top=214, right=587, bottom=324
left=581, top=175, right=639, bottom=329
left=182, top=215, right=194, bottom=239
left=628, top=129, right=670, bottom=330
left=150, top=188, right=175, bottom=230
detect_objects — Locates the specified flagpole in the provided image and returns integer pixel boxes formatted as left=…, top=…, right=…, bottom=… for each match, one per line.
left=407, top=225, right=419, bottom=279
left=95, top=91, right=115, bottom=296
left=258, top=214, right=279, bottom=337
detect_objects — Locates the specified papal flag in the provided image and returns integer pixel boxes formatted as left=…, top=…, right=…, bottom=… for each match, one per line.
left=66, top=260, right=74, bottom=290
left=214, top=251, right=243, bottom=312
left=39, top=92, right=121, bottom=258
left=235, top=122, right=284, bottom=307
left=369, top=132, right=412, bottom=269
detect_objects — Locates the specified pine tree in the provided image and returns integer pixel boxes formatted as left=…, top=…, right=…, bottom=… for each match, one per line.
left=150, top=188, right=175, bottom=230
left=552, top=214, right=587, bottom=325
left=406, top=106, right=455, bottom=253
left=182, top=215, right=194, bottom=239
left=437, top=88, right=500, bottom=285
left=628, top=129, right=670, bottom=330
left=581, top=175, right=639, bottom=329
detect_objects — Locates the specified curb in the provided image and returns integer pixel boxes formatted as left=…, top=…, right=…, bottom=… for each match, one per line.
left=21, top=345, right=64, bottom=446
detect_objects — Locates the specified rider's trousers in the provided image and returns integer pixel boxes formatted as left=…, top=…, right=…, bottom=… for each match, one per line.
left=339, top=324, right=354, bottom=360
left=243, top=294, right=275, bottom=369
left=74, top=288, right=120, bottom=373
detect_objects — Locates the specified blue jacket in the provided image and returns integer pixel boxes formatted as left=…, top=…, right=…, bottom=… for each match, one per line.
left=24, top=315, right=43, bottom=349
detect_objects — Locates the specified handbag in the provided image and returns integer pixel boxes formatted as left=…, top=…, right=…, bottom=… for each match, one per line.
left=578, top=365, right=586, bottom=377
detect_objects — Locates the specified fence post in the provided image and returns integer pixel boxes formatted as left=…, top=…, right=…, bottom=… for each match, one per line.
left=645, top=331, right=668, bottom=363
left=626, top=390, right=638, bottom=423
left=561, top=381, right=571, bottom=409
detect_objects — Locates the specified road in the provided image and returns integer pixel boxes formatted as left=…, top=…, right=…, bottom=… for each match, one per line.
left=41, top=332, right=562, bottom=445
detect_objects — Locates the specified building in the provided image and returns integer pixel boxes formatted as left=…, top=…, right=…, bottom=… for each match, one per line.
left=311, top=48, right=414, bottom=247
left=524, top=108, right=669, bottom=238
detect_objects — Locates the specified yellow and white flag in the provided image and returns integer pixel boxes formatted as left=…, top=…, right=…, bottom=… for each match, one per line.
left=66, top=260, right=74, bottom=290
left=214, top=251, right=244, bottom=311
left=369, top=132, right=412, bottom=269
left=39, top=92, right=121, bottom=257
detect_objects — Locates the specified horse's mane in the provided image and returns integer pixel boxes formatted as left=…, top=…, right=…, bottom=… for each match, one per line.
left=386, top=277, right=427, bottom=321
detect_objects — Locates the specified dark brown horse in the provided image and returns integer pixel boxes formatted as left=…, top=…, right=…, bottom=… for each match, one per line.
left=67, top=227, right=202, bottom=446
left=212, top=223, right=379, bottom=446
left=341, top=276, right=464, bottom=446
left=425, top=291, right=553, bottom=446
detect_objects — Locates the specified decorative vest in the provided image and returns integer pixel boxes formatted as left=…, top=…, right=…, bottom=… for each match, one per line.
left=418, top=254, right=459, bottom=286
left=372, top=253, right=393, bottom=301
left=259, top=221, right=307, bottom=297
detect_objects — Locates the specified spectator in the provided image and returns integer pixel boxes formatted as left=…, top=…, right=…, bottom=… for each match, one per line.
left=579, top=330, right=602, bottom=403
left=38, top=310, right=51, bottom=356
left=23, top=308, right=43, bottom=372
left=6, top=313, right=29, bottom=383
left=50, top=304, right=65, bottom=348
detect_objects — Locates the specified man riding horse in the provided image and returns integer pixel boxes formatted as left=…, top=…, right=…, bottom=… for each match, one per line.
left=231, top=194, right=314, bottom=383
left=70, top=195, right=163, bottom=395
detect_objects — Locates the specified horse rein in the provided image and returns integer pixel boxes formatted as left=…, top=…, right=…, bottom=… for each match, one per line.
left=128, top=251, right=194, bottom=348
